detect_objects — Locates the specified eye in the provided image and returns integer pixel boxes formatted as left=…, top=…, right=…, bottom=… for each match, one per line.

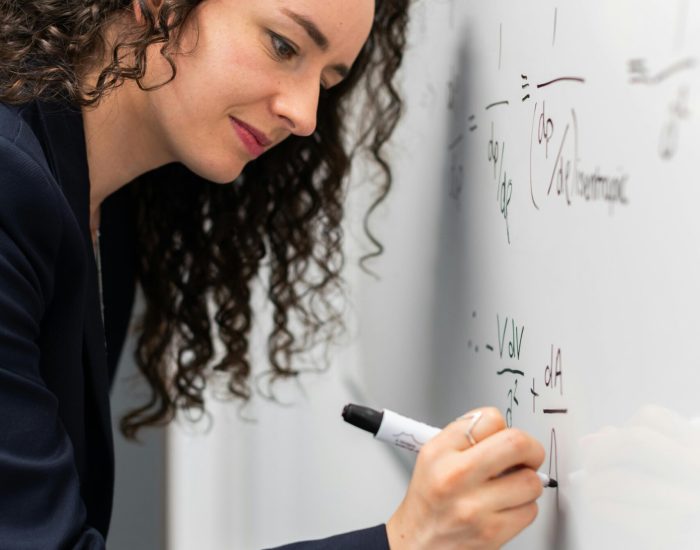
left=269, top=32, right=297, bottom=61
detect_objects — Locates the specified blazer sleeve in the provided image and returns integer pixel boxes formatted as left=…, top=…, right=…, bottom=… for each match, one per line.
left=0, top=136, right=106, bottom=548
left=264, top=524, right=390, bottom=550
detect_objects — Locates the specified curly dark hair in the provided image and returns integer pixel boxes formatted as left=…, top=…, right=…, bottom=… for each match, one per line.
left=0, top=0, right=410, bottom=438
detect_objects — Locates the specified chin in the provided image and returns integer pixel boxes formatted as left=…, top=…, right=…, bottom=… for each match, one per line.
left=208, top=169, right=244, bottom=184
left=186, top=155, right=246, bottom=184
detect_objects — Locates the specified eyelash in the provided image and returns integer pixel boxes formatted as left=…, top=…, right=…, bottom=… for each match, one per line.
left=268, top=31, right=330, bottom=90
left=269, top=32, right=297, bottom=61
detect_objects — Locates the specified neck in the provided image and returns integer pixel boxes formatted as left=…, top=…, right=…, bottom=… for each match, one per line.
left=81, top=73, right=175, bottom=235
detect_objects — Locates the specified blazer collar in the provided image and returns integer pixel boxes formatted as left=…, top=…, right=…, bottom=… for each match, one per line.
left=33, top=99, right=115, bottom=481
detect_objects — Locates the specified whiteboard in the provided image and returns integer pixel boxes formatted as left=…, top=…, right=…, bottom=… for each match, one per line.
left=355, top=1, right=700, bottom=548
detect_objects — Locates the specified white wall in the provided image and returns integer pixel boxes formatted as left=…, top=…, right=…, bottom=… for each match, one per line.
left=350, top=1, right=700, bottom=549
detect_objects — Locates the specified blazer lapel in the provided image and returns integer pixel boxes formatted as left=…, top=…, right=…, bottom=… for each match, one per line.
left=34, top=101, right=115, bottom=492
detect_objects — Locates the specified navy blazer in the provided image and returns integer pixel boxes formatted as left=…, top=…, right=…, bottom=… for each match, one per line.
left=0, top=100, right=389, bottom=549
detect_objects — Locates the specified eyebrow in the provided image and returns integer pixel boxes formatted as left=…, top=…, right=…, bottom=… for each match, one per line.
left=281, top=8, right=350, bottom=80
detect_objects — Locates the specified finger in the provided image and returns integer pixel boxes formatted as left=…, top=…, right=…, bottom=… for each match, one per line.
left=433, top=407, right=506, bottom=452
left=491, top=501, right=539, bottom=548
left=477, top=467, right=544, bottom=512
left=466, top=428, right=545, bottom=481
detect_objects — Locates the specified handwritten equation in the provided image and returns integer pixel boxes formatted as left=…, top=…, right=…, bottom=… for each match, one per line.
left=467, top=309, right=568, bottom=489
left=436, top=4, right=700, bottom=244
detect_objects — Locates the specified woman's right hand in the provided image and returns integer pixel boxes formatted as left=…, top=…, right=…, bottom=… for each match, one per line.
left=385, top=407, right=545, bottom=550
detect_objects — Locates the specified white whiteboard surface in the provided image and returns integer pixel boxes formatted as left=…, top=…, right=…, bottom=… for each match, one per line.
left=356, top=1, right=700, bottom=548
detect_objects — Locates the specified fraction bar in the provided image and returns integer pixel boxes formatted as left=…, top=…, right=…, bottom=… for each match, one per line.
left=537, top=76, right=585, bottom=88
left=542, top=409, right=568, bottom=414
left=485, top=100, right=510, bottom=110
left=496, top=368, right=525, bottom=376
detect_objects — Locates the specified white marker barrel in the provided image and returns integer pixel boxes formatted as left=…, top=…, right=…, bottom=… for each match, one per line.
left=375, top=409, right=441, bottom=453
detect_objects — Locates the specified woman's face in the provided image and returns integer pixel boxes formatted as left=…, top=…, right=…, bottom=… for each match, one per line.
left=138, top=0, right=375, bottom=183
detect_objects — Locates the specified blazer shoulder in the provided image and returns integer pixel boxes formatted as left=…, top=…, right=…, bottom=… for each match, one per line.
left=0, top=101, right=64, bottom=204
left=0, top=104, right=67, bottom=297
left=0, top=102, right=24, bottom=140
left=0, top=102, right=54, bottom=183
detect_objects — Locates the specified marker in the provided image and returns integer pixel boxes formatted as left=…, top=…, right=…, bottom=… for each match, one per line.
left=342, top=403, right=558, bottom=488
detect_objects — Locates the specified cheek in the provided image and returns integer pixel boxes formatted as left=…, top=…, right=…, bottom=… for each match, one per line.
left=147, top=41, right=277, bottom=181
left=168, top=43, right=275, bottom=119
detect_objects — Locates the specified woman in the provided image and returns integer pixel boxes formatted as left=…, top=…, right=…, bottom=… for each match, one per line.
left=0, top=0, right=545, bottom=548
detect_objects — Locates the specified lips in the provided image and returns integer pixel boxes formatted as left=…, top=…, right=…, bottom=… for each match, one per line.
left=229, top=117, right=271, bottom=158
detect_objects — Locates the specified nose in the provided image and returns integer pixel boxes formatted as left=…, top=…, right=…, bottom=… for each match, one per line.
left=271, top=74, right=320, bottom=137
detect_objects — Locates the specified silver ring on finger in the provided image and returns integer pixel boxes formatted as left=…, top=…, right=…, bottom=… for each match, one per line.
left=457, top=410, right=483, bottom=447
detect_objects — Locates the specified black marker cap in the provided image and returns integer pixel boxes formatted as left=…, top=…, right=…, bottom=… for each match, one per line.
left=342, top=403, right=384, bottom=436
